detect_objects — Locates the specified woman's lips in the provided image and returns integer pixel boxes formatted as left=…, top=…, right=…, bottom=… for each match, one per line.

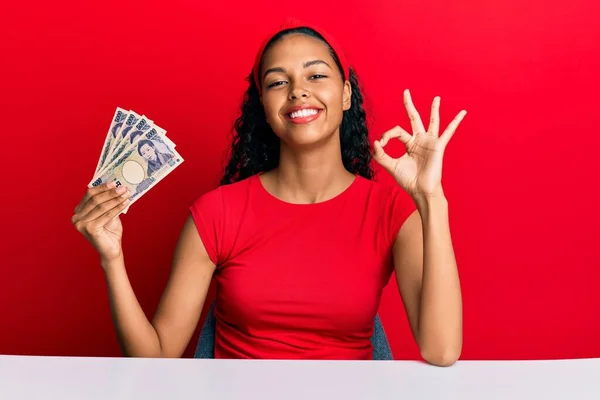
left=284, top=108, right=323, bottom=124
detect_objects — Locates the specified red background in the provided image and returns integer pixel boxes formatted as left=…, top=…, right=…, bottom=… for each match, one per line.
left=1, top=0, right=599, bottom=360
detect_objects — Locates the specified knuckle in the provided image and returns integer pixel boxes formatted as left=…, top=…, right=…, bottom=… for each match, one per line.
left=83, top=224, right=94, bottom=235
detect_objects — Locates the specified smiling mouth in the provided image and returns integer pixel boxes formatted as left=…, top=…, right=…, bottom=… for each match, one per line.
left=286, top=108, right=322, bottom=119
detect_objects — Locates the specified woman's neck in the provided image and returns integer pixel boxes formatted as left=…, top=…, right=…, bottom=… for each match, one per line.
left=260, top=139, right=355, bottom=204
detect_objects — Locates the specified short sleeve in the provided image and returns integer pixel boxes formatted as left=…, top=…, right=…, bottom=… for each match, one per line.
left=387, top=186, right=417, bottom=245
left=189, top=187, right=225, bottom=266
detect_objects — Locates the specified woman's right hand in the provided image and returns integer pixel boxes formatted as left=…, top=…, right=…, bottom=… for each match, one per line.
left=72, top=182, right=132, bottom=266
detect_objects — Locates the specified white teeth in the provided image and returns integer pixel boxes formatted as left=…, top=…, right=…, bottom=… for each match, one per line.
left=289, top=109, right=318, bottom=119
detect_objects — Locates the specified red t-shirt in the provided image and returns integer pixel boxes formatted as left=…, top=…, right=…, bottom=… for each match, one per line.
left=189, top=174, right=416, bottom=359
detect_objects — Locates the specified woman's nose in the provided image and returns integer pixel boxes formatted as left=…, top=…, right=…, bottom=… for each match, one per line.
left=288, top=83, right=309, bottom=100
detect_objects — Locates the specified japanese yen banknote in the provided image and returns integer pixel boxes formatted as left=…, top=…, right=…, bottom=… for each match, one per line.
left=89, top=108, right=184, bottom=214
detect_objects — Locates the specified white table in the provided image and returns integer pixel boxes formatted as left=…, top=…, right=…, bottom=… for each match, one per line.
left=1, top=355, right=598, bottom=399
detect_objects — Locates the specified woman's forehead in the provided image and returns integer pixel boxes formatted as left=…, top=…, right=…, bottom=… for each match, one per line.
left=262, top=34, right=332, bottom=67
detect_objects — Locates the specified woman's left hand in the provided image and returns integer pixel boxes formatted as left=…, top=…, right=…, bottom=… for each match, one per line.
left=373, top=89, right=467, bottom=201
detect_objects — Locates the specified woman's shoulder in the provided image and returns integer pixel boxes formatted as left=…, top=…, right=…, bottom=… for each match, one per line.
left=355, top=174, right=410, bottom=203
left=356, top=174, right=416, bottom=217
left=190, top=175, right=257, bottom=211
left=355, top=175, right=417, bottom=241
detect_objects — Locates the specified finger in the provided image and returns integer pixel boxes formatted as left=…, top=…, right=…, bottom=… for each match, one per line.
left=439, top=110, right=467, bottom=147
left=89, top=199, right=130, bottom=228
left=404, top=89, right=426, bottom=134
left=74, top=182, right=117, bottom=214
left=81, top=189, right=131, bottom=224
left=74, top=185, right=127, bottom=222
left=75, top=186, right=130, bottom=224
left=428, top=96, right=441, bottom=136
left=380, top=126, right=413, bottom=147
left=372, top=140, right=396, bottom=173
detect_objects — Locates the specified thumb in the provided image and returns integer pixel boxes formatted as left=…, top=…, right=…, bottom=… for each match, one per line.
left=373, top=140, right=396, bottom=173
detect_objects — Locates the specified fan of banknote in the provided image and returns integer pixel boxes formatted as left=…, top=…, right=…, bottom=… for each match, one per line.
left=88, top=107, right=184, bottom=214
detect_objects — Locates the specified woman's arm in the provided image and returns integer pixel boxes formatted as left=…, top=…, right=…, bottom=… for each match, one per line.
left=393, top=195, right=463, bottom=367
left=105, top=215, right=215, bottom=357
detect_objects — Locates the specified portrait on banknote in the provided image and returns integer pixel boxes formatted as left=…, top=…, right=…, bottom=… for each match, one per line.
left=137, top=138, right=176, bottom=177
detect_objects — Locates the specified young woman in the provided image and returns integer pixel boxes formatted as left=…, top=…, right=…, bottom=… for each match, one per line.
left=72, top=19, right=464, bottom=366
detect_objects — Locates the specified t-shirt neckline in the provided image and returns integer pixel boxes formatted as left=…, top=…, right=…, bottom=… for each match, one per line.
left=253, top=173, right=361, bottom=208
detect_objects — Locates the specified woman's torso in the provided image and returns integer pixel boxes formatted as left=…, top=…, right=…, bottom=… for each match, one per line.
left=191, top=174, right=414, bottom=359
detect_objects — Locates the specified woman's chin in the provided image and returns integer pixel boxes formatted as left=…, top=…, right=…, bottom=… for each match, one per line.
left=280, top=128, right=336, bottom=148
left=284, top=135, right=329, bottom=149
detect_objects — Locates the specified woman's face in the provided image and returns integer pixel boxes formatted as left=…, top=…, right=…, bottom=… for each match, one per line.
left=140, top=143, right=157, bottom=162
left=259, top=34, right=351, bottom=147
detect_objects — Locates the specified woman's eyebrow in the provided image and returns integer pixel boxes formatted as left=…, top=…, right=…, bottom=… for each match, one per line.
left=303, top=59, right=332, bottom=70
left=263, top=59, right=333, bottom=80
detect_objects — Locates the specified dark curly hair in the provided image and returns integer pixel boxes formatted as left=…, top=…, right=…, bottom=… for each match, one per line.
left=221, top=27, right=373, bottom=185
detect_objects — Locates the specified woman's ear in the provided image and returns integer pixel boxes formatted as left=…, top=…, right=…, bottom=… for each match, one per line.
left=342, top=80, right=352, bottom=111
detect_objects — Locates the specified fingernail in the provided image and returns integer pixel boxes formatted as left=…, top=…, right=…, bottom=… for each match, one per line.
left=107, top=182, right=116, bottom=188
left=116, top=186, right=126, bottom=194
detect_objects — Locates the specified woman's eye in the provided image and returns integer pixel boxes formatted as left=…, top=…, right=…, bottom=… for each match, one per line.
left=267, top=81, right=286, bottom=88
left=310, top=74, right=327, bottom=80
